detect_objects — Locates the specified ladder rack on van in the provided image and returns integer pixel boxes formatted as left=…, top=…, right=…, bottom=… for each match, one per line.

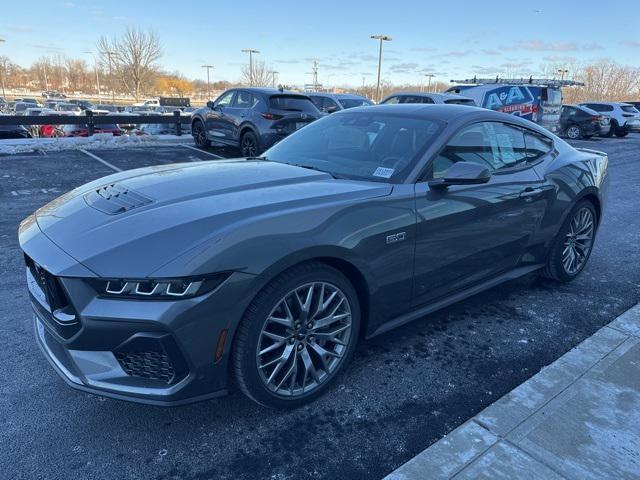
left=450, top=77, right=584, bottom=88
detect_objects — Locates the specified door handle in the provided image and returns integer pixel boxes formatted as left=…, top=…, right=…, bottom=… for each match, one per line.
left=519, top=187, right=543, bottom=200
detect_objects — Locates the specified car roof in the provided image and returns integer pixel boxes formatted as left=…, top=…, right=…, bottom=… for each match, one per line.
left=306, top=92, right=368, bottom=99
left=232, top=87, right=309, bottom=96
left=382, top=92, right=474, bottom=102
left=342, top=103, right=483, bottom=118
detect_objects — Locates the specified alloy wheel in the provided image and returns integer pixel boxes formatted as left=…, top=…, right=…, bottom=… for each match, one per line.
left=562, top=207, right=594, bottom=274
left=193, top=122, right=207, bottom=147
left=256, top=282, right=352, bottom=397
left=566, top=125, right=581, bottom=139
left=241, top=134, right=257, bottom=157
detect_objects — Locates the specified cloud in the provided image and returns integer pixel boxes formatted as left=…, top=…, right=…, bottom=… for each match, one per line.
left=432, top=50, right=471, bottom=58
left=275, top=59, right=301, bottom=64
left=481, top=49, right=501, bottom=56
left=517, top=40, right=603, bottom=52
left=410, top=47, right=437, bottom=53
left=63, top=1, right=75, bottom=7
left=389, top=62, right=420, bottom=74
left=622, top=40, right=640, bottom=48
left=543, top=55, right=577, bottom=63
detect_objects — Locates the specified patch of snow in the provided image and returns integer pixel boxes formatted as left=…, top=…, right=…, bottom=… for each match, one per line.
left=0, top=134, right=194, bottom=155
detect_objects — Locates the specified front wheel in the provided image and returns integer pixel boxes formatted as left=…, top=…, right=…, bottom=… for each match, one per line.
left=192, top=120, right=210, bottom=148
left=232, top=262, right=360, bottom=408
left=565, top=124, right=581, bottom=140
left=615, top=128, right=629, bottom=138
left=542, top=200, right=597, bottom=282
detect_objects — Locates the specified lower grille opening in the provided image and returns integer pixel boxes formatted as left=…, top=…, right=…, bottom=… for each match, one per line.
left=113, top=334, right=188, bottom=385
left=115, top=350, right=176, bottom=384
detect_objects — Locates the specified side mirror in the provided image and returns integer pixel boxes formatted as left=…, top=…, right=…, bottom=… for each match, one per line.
left=326, top=105, right=338, bottom=114
left=428, top=162, right=491, bottom=190
left=206, top=101, right=215, bottom=109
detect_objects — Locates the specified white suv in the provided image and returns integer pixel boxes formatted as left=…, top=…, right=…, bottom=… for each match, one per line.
left=579, top=102, right=640, bottom=137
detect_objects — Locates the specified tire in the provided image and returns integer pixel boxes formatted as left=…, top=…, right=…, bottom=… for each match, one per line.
left=192, top=120, right=210, bottom=148
left=240, top=130, right=260, bottom=157
left=232, top=261, right=360, bottom=409
left=565, top=124, right=581, bottom=140
left=615, top=127, right=629, bottom=138
left=542, top=200, right=598, bottom=283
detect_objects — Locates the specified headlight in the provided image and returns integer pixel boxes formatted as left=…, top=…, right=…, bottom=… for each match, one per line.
left=90, top=272, right=231, bottom=300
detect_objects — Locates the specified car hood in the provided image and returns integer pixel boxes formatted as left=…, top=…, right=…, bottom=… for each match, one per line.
left=34, top=159, right=391, bottom=277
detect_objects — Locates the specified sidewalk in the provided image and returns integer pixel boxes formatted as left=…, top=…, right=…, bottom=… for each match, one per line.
left=385, top=303, right=640, bottom=480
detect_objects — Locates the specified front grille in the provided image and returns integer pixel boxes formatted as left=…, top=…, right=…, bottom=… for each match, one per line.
left=25, top=255, right=80, bottom=340
left=84, top=183, right=153, bottom=215
left=115, top=351, right=177, bottom=384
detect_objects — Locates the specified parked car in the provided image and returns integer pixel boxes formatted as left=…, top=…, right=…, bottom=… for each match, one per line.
left=381, top=92, right=476, bottom=106
left=19, top=105, right=608, bottom=408
left=191, top=87, right=322, bottom=156
left=0, top=124, right=32, bottom=139
left=139, top=121, right=192, bottom=136
left=42, top=91, right=67, bottom=99
left=68, top=99, right=95, bottom=110
left=14, top=97, right=41, bottom=106
left=133, top=99, right=160, bottom=107
left=13, top=102, right=38, bottom=115
left=61, top=123, right=123, bottom=137
left=52, top=103, right=82, bottom=114
left=306, top=93, right=374, bottom=113
left=579, top=102, right=640, bottom=137
left=559, top=105, right=609, bottom=139
left=93, top=104, right=119, bottom=113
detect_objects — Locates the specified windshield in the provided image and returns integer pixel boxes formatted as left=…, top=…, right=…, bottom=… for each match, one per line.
left=338, top=98, right=374, bottom=109
left=444, top=98, right=475, bottom=106
left=264, top=112, right=444, bottom=182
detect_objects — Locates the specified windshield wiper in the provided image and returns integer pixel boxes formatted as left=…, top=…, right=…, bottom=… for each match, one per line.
left=245, top=156, right=269, bottom=161
left=290, top=163, right=338, bottom=179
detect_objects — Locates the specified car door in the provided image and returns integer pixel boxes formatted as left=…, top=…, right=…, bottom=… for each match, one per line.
left=412, top=121, right=550, bottom=307
left=228, top=90, right=255, bottom=142
left=206, top=90, right=236, bottom=143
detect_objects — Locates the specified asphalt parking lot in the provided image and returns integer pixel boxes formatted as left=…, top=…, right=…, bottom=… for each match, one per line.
left=1, top=137, right=640, bottom=480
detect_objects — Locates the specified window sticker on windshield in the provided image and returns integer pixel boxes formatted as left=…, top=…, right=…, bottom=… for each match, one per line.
left=373, top=167, right=395, bottom=178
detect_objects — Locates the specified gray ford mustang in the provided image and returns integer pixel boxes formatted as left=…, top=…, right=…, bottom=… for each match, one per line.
left=19, top=104, right=608, bottom=408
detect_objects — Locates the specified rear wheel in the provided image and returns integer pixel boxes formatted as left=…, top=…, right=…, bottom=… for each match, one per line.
left=192, top=120, right=210, bottom=148
left=240, top=130, right=260, bottom=157
left=232, top=262, right=360, bottom=408
left=615, top=127, right=629, bottom=138
left=542, top=200, right=597, bottom=282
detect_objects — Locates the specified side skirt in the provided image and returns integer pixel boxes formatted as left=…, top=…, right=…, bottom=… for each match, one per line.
left=367, top=264, right=544, bottom=339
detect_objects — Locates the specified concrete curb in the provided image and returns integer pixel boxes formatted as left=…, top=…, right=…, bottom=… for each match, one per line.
left=384, top=302, right=640, bottom=480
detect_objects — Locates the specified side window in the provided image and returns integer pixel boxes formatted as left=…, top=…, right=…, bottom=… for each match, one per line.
left=309, top=96, right=324, bottom=110
left=430, top=122, right=527, bottom=178
left=523, top=129, right=554, bottom=162
left=234, top=91, right=254, bottom=108
left=324, top=98, right=339, bottom=112
left=216, top=91, right=235, bottom=107
left=383, top=96, right=400, bottom=105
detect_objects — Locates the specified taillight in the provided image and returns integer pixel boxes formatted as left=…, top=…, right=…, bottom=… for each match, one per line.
left=592, top=116, right=600, bottom=121
left=261, top=112, right=284, bottom=120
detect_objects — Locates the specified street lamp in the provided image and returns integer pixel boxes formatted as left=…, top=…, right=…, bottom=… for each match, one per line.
left=241, top=49, right=260, bottom=86
left=424, top=73, right=435, bottom=92
left=271, top=70, right=279, bottom=88
left=100, top=50, right=118, bottom=103
left=201, top=64, right=214, bottom=99
left=0, top=38, right=5, bottom=99
left=557, top=68, right=569, bottom=81
left=370, top=34, right=392, bottom=103
left=83, top=50, right=101, bottom=102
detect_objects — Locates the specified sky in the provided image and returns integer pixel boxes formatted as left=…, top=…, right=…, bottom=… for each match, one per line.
left=1, top=0, right=639, bottom=88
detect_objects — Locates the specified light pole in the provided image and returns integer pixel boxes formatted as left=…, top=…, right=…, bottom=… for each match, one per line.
left=101, top=50, right=117, bottom=103
left=271, top=70, right=279, bottom=88
left=241, top=49, right=259, bottom=86
left=201, top=64, right=214, bottom=99
left=0, top=38, right=5, bottom=99
left=83, top=50, right=101, bottom=103
left=424, top=73, right=435, bottom=92
left=557, top=68, right=569, bottom=81
left=371, top=34, right=391, bottom=103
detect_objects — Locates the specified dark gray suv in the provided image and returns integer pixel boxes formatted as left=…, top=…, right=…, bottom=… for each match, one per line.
left=191, top=87, right=322, bottom=156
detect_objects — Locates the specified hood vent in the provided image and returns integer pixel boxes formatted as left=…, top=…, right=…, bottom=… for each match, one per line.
left=84, top=183, right=153, bottom=215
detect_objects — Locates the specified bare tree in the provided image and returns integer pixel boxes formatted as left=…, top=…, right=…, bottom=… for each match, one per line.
left=98, top=28, right=162, bottom=100
left=241, top=60, right=273, bottom=87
